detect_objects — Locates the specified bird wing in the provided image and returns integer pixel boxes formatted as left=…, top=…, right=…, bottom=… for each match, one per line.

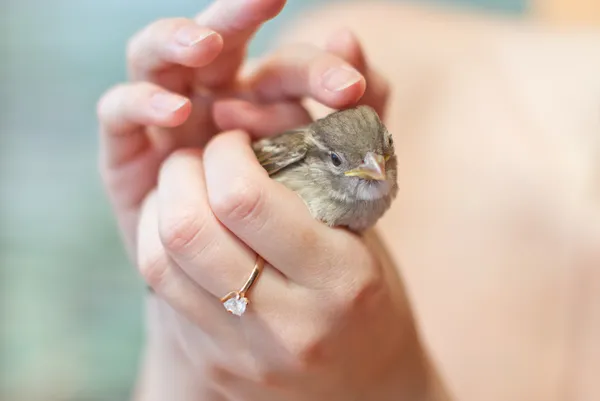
left=252, top=129, right=309, bottom=176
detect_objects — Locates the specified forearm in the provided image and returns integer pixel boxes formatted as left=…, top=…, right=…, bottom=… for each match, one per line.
left=367, top=341, right=453, bottom=401
left=361, top=229, right=453, bottom=401
left=133, top=341, right=203, bottom=401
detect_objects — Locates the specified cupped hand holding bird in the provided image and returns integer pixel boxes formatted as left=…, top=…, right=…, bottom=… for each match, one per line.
left=131, top=34, right=416, bottom=401
left=97, top=1, right=427, bottom=399
left=136, top=128, right=416, bottom=401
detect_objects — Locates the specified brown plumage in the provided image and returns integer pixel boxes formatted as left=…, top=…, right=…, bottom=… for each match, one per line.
left=253, top=105, right=398, bottom=232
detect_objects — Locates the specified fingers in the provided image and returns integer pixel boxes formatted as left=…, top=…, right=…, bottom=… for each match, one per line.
left=195, top=0, right=285, bottom=48
left=155, top=148, right=292, bottom=316
left=193, top=0, right=287, bottom=87
left=324, top=29, right=390, bottom=118
left=246, top=44, right=366, bottom=109
left=136, top=190, right=228, bottom=335
left=127, top=18, right=224, bottom=84
left=212, top=99, right=312, bottom=137
left=212, top=31, right=388, bottom=138
left=97, top=82, right=191, bottom=169
left=127, top=0, right=286, bottom=90
left=156, top=148, right=255, bottom=297
left=203, top=130, right=364, bottom=288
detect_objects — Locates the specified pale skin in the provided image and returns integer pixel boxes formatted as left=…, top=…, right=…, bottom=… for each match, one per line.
left=279, top=2, right=600, bottom=401
left=96, top=1, right=600, bottom=401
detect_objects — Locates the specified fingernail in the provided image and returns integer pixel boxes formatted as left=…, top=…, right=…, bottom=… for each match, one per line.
left=150, top=93, right=187, bottom=113
left=322, top=66, right=362, bottom=92
left=175, top=26, right=216, bottom=47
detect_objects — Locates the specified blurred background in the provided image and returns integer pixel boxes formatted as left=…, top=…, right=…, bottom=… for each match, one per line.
left=1, top=1, right=529, bottom=400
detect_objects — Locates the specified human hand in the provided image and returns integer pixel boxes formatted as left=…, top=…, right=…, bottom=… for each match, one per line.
left=134, top=128, right=428, bottom=401
left=96, top=0, right=388, bottom=258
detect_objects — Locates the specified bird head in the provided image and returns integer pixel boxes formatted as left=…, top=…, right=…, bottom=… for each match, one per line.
left=309, top=106, right=397, bottom=202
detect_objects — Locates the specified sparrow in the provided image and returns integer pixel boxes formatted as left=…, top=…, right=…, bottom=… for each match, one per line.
left=253, top=105, right=398, bottom=232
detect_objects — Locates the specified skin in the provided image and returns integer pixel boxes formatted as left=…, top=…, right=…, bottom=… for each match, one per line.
left=97, top=0, right=373, bottom=258
left=96, top=1, right=600, bottom=401
left=277, top=2, right=600, bottom=401
left=97, top=1, right=430, bottom=400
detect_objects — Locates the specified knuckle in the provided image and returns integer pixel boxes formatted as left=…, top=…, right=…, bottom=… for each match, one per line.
left=252, top=366, right=285, bottom=389
left=126, top=32, right=144, bottom=68
left=204, top=362, right=236, bottom=385
left=282, top=326, right=326, bottom=371
left=160, top=208, right=212, bottom=255
left=137, top=250, right=168, bottom=289
left=288, top=335, right=325, bottom=371
left=205, top=361, right=284, bottom=389
left=211, top=178, right=264, bottom=228
left=251, top=358, right=288, bottom=389
left=96, top=84, right=122, bottom=122
left=343, top=268, right=385, bottom=312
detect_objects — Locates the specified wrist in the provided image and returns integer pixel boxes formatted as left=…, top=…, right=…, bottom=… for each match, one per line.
left=132, top=296, right=207, bottom=401
left=358, top=229, right=452, bottom=401
left=367, top=336, right=452, bottom=401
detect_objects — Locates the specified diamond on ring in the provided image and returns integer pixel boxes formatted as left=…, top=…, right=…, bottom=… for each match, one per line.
left=222, top=292, right=248, bottom=316
left=220, top=255, right=264, bottom=317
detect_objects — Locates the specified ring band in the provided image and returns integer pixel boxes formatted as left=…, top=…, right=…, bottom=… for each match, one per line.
left=220, top=254, right=264, bottom=316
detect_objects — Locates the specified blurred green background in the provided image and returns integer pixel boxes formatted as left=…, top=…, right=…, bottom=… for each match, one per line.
left=0, top=0, right=525, bottom=400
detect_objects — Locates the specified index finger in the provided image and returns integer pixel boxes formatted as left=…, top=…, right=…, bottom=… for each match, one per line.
left=193, top=0, right=287, bottom=87
left=203, top=130, right=366, bottom=288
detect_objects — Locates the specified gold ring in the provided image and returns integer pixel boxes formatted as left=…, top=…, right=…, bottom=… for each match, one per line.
left=220, top=255, right=264, bottom=316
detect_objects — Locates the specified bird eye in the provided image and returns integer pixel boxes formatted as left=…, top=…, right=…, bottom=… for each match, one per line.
left=330, top=152, right=342, bottom=167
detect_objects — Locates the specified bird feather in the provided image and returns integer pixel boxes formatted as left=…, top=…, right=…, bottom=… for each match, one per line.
left=252, top=129, right=309, bottom=176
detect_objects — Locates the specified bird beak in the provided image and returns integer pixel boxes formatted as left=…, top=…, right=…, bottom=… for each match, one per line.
left=344, top=152, right=387, bottom=181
